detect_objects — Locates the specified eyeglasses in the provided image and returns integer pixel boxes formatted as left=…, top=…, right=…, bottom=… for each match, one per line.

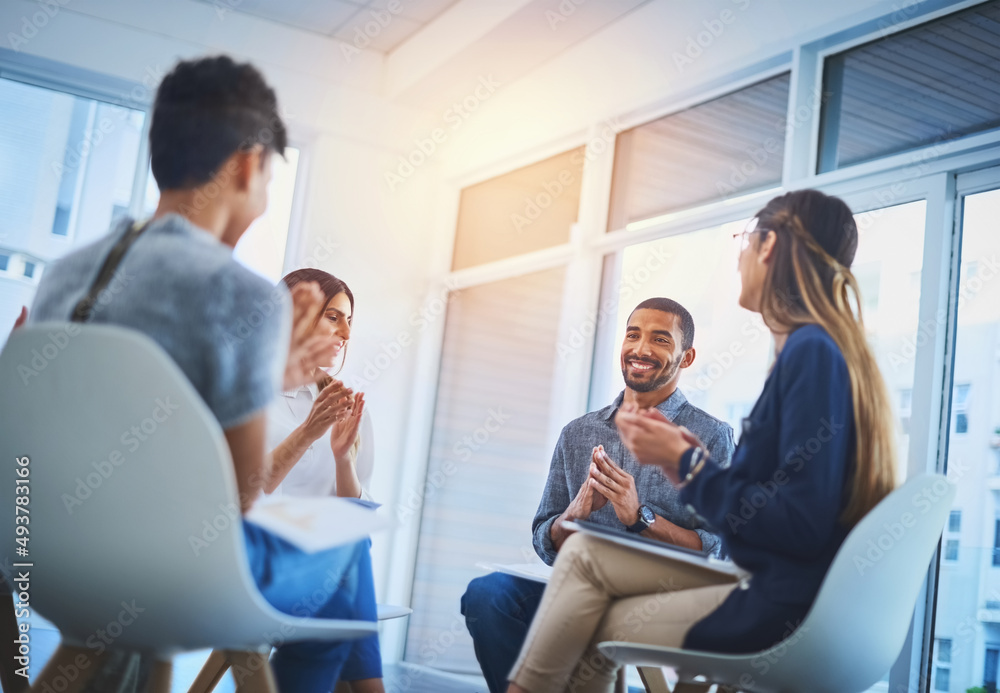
left=733, top=217, right=761, bottom=252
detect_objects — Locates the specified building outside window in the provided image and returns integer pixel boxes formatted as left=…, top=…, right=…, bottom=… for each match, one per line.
left=986, top=646, right=999, bottom=693
left=934, top=638, right=952, bottom=692
left=954, top=384, right=971, bottom=434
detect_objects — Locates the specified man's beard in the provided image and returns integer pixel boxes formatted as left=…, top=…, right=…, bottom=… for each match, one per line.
left=622, top=357, right=680, bottom=393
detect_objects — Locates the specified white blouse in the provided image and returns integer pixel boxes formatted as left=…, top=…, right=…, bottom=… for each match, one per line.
left=265, top=382, right=375, bottom=500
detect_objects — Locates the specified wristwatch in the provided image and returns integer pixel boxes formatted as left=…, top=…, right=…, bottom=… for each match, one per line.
left=627, top=505, right=655, bottom=534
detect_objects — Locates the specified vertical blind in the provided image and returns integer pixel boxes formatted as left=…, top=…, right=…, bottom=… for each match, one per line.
left=608, top=73, right=789, bottom=229
left=819, top=0, right=1000, bottom=171
left=404, top=267, right=567, bottom=672
left=451, top=147, right=584, bottom=270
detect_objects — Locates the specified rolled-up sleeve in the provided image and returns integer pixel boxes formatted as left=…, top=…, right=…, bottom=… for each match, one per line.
left=686, top=420, right=734, bottom=556
left=532, top=429, right=572, bottom=566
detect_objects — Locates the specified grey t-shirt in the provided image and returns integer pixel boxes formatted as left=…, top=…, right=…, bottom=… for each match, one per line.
left=532, top=388, right=735, bottom=564
left=29, top=214, right=289, bottom=429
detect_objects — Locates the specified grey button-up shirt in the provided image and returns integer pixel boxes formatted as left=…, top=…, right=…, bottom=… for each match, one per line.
left=532, top=388, right=735, bottom=564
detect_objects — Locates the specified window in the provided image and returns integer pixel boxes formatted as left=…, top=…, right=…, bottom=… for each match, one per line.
left=934, top=666, right=950, bottom=692
left=593, top=201, right=926, bottom=487
left=232, top=146, right=300, bottom=283
left=819, top=1, right=1000, bottom=172
left=944, top=510, right=960, bottom=563
left=938, top=638, right=952, bottom=664
left=954, top=384, right=971, bottom=434
left=934, top=638, right=953, bottom=692
left=987, top=647, right=999, bottom=691
left=994, top=519, right=1000, bottom=568
left=726, top=402, right=755, bottom=439
left=607, top=73, right=789, bottom=229
left=592, top=217, right=772, bottom=415
left=949, top=511, right=961, bottom=534
left=899, top=388, right=913, bottom=435
left=853, top=262, right=881, bottom=315
left=963, top=260, right=979, bottom=282
left=0, top=75, right=146, bottom=334
left=944, top=540, right=959, bottom=562
left=450, top=147, right=585, bottom=270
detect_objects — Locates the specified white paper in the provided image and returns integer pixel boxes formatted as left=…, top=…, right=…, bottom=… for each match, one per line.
left=476, top=562, right=554, bottom=584
left=247, top=496, right=389, bottom=553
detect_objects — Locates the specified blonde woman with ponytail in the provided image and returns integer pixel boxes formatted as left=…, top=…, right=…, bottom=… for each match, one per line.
left=505, top=190, right=898, bottom=693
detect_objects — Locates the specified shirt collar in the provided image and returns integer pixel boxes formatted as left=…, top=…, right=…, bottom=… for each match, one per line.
left=601, top=388, right=688, bottom=421
left=282, top=381, right=319, bottom=399
left=145, top=213, right=227, bottom=248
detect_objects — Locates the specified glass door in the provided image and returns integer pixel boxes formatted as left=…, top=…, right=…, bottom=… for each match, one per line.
left=931, top=172, right=1000, bottom=693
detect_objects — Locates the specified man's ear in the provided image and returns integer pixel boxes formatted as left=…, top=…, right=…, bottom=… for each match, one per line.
left=679, top=347, right=696, bottom=369
left=231, top=146, right=265, bottom=192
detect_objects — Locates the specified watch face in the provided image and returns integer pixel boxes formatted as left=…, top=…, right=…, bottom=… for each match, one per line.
left=640, top=505, right=655, bottom=524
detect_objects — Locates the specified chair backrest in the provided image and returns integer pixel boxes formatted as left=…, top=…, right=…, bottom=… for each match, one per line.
left=754, top=473, right=954, bottom=690
left=0, top=324, right=291, bottom=654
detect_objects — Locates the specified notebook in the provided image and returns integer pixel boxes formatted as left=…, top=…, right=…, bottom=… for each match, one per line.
left=475, top=561, right=554, bottom=584
left=247, top=495, right=388, bottom=553
left=564, top=520, right=749, bottom=580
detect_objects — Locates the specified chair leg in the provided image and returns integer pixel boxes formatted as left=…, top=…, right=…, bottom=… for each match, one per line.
left=144, top=660, right=172, bottom=693
left=671, top=683, right=710, bottom=693
left=0, top=593, right=29, bottom=693
left=226, top=651, right=278, bottom=693
left=615, top=667, right=628, bottom=693
left=637, top=666, right=670, bottom=693
left=29, top=645, right=106, bottom=693
left=187, top=650, right=230, bottom=693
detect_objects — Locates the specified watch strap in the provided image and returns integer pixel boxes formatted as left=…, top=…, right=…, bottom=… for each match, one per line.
left=627, top=505, right=651, bottom=533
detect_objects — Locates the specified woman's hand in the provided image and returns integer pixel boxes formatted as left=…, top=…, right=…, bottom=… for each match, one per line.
left=299, top=380, right=354, bottom=443
left=284, top=282, right=338, bottom=391
left=330, top=391, right=365, bottom=463
left=615, top=402, right=694, bottom=484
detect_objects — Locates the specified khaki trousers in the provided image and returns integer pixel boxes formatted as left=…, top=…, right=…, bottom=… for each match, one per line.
left=510, top=532, right=738, bottom=693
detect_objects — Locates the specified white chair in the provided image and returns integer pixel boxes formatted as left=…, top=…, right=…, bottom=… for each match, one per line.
left=0, top=325, right=376, bottom=693
left=597, top=473, right=955, bottom=693
left=189, top=605, right=412, bottom=693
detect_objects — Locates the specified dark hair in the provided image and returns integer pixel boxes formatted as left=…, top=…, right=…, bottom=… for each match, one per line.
left=281, top=269, right=354, bottom=378
left=150, top=55, right=287, bottom=190
left=629, top=298, right=695, bottom=351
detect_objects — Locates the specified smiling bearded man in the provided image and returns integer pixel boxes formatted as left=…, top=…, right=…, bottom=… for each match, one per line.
left=460, top=296, right=737, bottom=693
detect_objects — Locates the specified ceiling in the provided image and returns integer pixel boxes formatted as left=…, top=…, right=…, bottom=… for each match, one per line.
left=192, top=0, right=461, bottom=53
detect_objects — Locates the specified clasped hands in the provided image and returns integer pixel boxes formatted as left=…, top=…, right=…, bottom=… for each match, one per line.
left=563, top=445, right=641, bottom=526
left=614, top=401, right=703, bottom=485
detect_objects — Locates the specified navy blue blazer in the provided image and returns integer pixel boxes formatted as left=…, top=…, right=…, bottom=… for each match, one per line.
left=678, top=324, right=856, bottom=653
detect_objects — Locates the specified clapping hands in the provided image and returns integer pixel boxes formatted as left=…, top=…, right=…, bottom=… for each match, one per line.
left=615, top=402, right=701, bottom=484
